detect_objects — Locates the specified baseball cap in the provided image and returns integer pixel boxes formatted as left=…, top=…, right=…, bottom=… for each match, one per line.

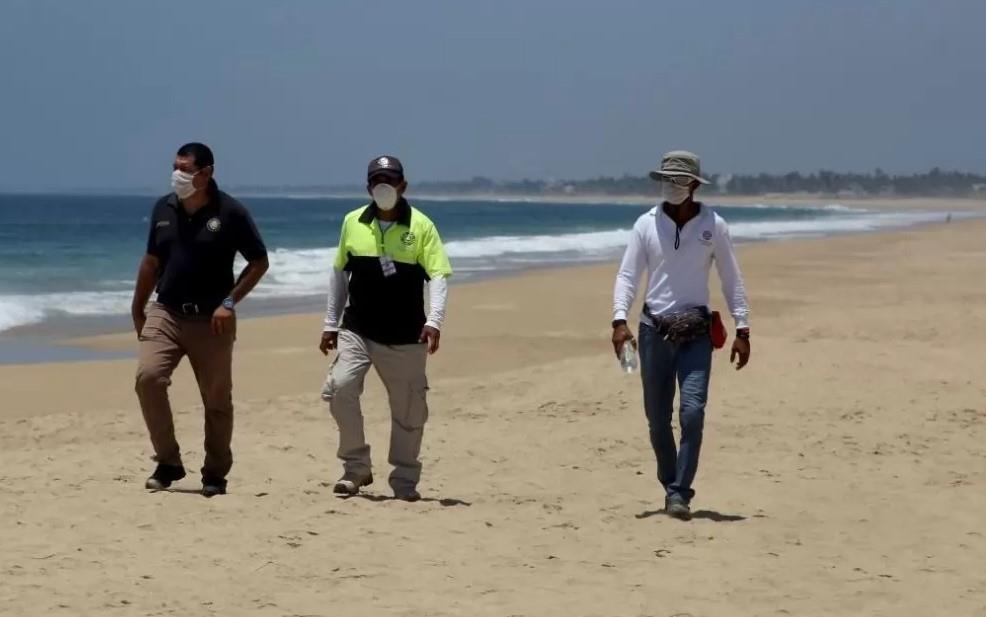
left=367, top=155, right=404, bottom=181
left=648, top=150, right=710, bottom=184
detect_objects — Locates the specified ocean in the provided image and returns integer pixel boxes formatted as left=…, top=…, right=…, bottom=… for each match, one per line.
left=0, top=192, right=959, bottom=357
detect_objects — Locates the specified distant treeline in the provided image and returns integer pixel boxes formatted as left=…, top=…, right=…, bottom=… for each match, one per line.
left=231, top=168, right=986, bottom=198
left=411, top=168, right=986, bottom=197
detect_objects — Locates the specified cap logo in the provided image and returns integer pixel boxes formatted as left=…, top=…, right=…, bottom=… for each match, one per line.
left=378, top=157, right=390, bottom=167
left=702, top=230, right=713, bottom=241
left=207, top=217, right=221, bottom=232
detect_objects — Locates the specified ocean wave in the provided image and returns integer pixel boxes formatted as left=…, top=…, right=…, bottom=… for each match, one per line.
left=716, top=202, right=867, bottom=213
left=0, top=290, right=134, bottom=332
left=0, top=209, right=964, bottom=333
left=443, top=229, right=631, bottom=258
left=729, top=211, right=951, bottom=239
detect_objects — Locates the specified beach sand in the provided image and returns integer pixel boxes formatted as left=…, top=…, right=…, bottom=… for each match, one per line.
left=1, top=220, right=985, bottom=616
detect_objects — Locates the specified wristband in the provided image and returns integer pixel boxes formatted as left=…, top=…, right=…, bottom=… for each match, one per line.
left=612, top=319, right=628, bottom=329
left=735, top=329, right=750, bottom=340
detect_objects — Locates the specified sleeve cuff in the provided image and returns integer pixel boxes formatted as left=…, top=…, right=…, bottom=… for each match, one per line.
left=612, top=309, right=628, bottom=322
left=424, top=320, right=442, bottom=331
left=733, top=316, right=749, bottom=330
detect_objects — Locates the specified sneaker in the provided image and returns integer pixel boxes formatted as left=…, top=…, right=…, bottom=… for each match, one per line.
left=665, top=495, right=692, bottom=521
left=393, top=486, right=421, bottom=502
left=333, top=472, right=373, bottom=496
left=145, top=464, right=186, bottom=490
left=201, top=477, right=227, bottom=497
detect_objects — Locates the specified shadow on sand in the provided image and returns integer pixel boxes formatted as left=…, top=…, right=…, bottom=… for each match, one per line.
left=339, top=493, right=472, bottom=507
left=635, top=509, right=746, bottom=522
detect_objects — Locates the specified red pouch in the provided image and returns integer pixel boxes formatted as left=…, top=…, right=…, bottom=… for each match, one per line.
left=710, top=311, right=727, bottom=349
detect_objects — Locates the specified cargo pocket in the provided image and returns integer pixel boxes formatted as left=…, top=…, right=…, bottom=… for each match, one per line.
left=138, top=314, right=166, bottom=342
left=320, top=355, right=341, bottom=401
left=402, top=375, right=430, bottom=430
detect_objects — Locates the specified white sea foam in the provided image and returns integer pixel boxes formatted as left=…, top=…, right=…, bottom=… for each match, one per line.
left=442, top=229, right=632, bottom=258
left=0, top=290, right=134, bottom=332
left=716, top=202, right=867, bottom=213
left=728, top=210, right=953, bottom=240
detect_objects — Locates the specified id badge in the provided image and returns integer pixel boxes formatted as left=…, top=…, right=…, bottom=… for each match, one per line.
left=379, top=255, right=397, bottom=277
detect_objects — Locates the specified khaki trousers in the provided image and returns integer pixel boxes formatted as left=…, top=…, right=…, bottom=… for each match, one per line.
left=135, top=303, right=236, bottom=480
left=323, top=330, right=429, bottom=490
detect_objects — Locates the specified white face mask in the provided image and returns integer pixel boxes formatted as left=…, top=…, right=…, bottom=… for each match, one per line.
left=371, top=183, right=399, bottom=211
left=171, top=169, right=199, bottom=200
left=662, top=181, right=692, bottom=205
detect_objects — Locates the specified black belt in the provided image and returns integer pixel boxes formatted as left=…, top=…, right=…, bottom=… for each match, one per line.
left=159, top=301, right=213, bottom=316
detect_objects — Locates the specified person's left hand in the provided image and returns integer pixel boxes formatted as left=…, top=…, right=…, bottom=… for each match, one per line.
left=211, top=306, right=235, bottom=335
left=730, top=337, right=751, bottom=370
left=420, top=325, right=441, bottom=354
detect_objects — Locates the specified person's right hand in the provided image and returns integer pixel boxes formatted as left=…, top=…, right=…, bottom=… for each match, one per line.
left=319, top=331, right=339, bottom=355
left=611, top=323, right=635, bottom=358
left=132, top=308, right=146, bottom=339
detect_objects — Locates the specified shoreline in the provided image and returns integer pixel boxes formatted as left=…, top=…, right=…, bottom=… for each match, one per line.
left=14, top=214, right=972, bottom=361
left=0, top=206, right=979, bottom=363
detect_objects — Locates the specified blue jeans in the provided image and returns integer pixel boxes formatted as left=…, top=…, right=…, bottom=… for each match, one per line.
left=638, top=322, right=713, bottom=503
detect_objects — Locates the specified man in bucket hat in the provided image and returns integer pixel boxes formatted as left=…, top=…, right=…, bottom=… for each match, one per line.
left=612, top=150, right=751, bottom=520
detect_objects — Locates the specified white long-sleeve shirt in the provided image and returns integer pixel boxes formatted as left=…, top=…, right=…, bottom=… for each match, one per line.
left=613, top=204, right=749, bottom=329
left=323, top=268, right=449, bottom=332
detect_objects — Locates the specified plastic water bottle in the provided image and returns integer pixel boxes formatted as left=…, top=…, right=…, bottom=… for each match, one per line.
left=619, top=341, right=638, bottom=374
left=320, top=379, right=334, bottom=402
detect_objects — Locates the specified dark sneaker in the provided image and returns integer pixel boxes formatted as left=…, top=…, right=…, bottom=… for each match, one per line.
left=145, top=464, right=186, bottom=490
left=333, top=472, right=373, bottom=496
left=665, top=495, right=692, bottom=521
left=393, top=486, right=421, bottom=502
left=201, top=477, right=227, bottom=497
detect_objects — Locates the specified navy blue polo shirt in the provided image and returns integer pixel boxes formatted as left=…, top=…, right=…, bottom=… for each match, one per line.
left=145, top=187, right=267, bottom=313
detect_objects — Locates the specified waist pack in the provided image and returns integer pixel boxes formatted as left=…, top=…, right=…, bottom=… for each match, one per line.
left=646, top=306, right=727, bottom=349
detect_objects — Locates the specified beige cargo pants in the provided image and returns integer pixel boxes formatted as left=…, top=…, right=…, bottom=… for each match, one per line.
left=323, top=329, right=429, bottom=490
left=135, top=303, right=236, bottom=480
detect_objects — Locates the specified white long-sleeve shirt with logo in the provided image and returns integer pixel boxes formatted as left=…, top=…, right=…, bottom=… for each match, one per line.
left=612, top=204, right=749, bottom=329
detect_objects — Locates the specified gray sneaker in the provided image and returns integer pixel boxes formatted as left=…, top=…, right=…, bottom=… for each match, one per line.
left=665, top=495, right=692, bottom=521
left=333, top=472, right=373, bottom=496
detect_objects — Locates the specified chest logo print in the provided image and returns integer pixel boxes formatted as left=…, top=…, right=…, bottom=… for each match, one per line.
left=155, top=220, right=170, bottom=228
left=400, top=231, right=416, bottom=247
left=207, top=217, right=222, bottom=232
left=702, top=230, right=713, bottom=241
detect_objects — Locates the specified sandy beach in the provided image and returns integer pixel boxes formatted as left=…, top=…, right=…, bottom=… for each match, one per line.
left=2, top=219, right=985, bottom=616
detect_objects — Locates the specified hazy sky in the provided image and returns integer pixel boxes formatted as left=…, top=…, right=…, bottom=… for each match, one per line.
left=1, top=0, right=984, bottom=191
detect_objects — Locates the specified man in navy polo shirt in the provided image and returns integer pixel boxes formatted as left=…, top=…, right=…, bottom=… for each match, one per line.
left=131, top=142, right=269, bottom=497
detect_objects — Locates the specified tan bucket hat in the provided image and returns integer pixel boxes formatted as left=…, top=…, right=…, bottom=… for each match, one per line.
left=648, top=150, right=711, bottom=184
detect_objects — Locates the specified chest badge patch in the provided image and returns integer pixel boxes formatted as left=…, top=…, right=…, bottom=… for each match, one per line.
left=400, top=231, right=416, bottom=247
left=207, top=217, right=222, bottom=232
